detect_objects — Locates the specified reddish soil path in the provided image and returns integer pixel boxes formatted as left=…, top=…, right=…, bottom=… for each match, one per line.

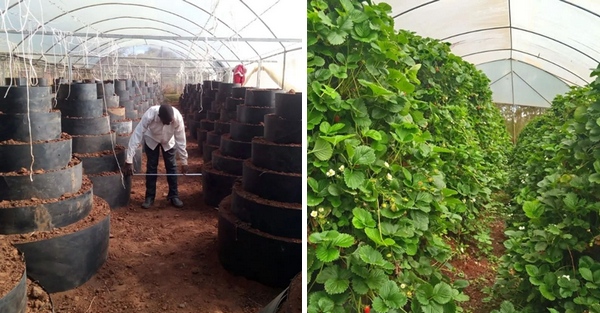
left=445, top=219, right=506, bottom=313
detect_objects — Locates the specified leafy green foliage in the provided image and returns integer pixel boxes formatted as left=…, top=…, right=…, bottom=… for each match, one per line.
left=402, top=31, right=512, bottom=246
left=507, top=86, right=593, bottom=206
left=307, top=0, right=511, bottom=311
left=492, top=67, right=600, bottom=312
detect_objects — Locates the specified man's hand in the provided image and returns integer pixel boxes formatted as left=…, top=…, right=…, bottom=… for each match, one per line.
left=181, top=164, right=189, bottom=175
left=123, top=163, right=134, bottom=176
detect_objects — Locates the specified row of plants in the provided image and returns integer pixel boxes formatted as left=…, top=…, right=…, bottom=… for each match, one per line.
left=403, top=32, right=511, bottom=247
left=307, top=0, right=512, bottom=312
left=507, top=86, right=592, bottom=202
left=490, top=68, right=600, bottom=312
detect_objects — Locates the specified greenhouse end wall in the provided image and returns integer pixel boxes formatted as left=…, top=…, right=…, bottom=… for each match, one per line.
left=496, top=103, right=547, bottom=142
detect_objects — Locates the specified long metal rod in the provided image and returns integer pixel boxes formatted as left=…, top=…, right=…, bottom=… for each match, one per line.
left=0, top=30, right=302, bottom=43
left=67, top=56, right=73, bottom=82
left=133, top=173, right=203, bottom=176
left=257, top=58, right=262, bottom=87
left=7, top=52, right=277, bottom=63
left=95, top=65, right=217, bottom=70
left=281, top=49, right=287, bottom=89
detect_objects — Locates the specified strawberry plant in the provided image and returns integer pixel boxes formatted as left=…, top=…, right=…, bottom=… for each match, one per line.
left=492, top=66, right=600, bottom=312
left=507, top=86, right=593, bottom=203
left=402, top=31, right=512, bottom=246
left=307, top=0, right=511, bottom=312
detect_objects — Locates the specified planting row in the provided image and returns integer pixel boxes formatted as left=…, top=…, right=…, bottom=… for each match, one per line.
left=0, top=77, right=163, bottom=312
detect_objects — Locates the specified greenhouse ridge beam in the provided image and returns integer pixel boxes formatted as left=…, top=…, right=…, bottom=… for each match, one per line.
left=0, top=30, right=301, bottom=43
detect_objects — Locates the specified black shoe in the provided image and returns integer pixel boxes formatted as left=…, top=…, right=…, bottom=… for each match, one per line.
left=141, top=197, right=154, bottom=209
left=170, top=197, right=183, bottom=208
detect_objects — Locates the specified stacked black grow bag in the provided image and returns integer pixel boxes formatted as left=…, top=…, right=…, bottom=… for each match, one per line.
left=114, top=79, right=141, bottom=129
left=56, top=82, right=132, bottom=209
left=182, top=83, right=199, bottom=139
left=152, top=81, right=163, bottom=104
left=195, top=82, right=218, bottom=152
left=217, top=92, right=302, bottom=288
left=130, top=80, right=143, bottom=119
left=52, top=77, right=67, bottom=93
left=139, top=81, right=154, bottom=116
left=132, top=80, right=153, bottom=119
left=0, top=78, right=110, bottom=297
left=0, top=241, right=27, bottom=313
left=189, top=81, right=216, bottom=143
left=97, top=80, right=120, bottom=111
left=201, top=88, right=279, bottom=207
left=179, top=83, right=196, bottom=126
left=97, top=80, right=142, bottom=173
left=204, top=86, right=247, bottom=161
left=199, top=82, right=236, bottom=160
left=112, top=79, right=143, bottom=172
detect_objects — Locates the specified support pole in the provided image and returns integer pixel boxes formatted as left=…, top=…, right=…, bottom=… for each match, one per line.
left=282, top=50, right=287, bottom=90
left=257, top=58, right=262, bottom=88
left=67, top=56, right=73, bottom=82
left=510, top=60, right=516, bottom=142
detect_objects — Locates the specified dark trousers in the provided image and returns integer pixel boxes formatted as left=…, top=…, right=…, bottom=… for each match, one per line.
left=144, top=142, right=178, bottom=200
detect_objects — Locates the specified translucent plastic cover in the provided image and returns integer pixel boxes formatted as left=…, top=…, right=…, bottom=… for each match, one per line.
left=384, top=0, right=600, bottom=106
left=0, top=0, right=303, bottom=69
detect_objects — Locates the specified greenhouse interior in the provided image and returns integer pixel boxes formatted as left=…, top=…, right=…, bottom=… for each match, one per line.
left=0, top=0, right=304, bottom=312
left=308, top=1, right=600, bottom=313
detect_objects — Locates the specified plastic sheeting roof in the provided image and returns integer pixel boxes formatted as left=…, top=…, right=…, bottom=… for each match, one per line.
left=0, top=0, right=303, bottom=69
left=385, top=0, right=600, bottom=107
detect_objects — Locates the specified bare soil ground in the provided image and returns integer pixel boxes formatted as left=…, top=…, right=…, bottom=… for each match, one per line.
left=50, top=138, right=282, bottom=313
left=445, top=219, right=506, bottom=313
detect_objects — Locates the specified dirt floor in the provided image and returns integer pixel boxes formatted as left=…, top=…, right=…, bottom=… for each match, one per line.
left=446, top=219, right=506, bottom=313
left=50, top=138, right=282, bottom=313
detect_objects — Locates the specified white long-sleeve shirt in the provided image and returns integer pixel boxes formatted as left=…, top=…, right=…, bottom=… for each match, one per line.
left=125, top=105, right=188, bottom=165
